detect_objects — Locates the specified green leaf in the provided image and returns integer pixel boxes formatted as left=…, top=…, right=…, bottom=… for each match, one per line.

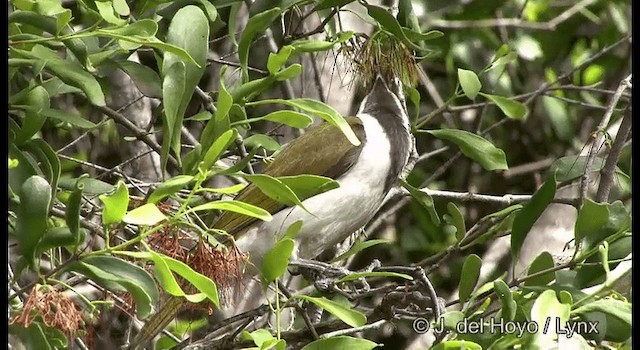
left=400, top=179, right=440, bottom=226
left=480, top=93, right=529, bottom=120
left=201, top=129, right=237, bottom=170
left=267, top=45, right=294, bottom=74
left=244, top=134, right=281, bottom=152
left=336, top=271, right=412, bottom=283
left=95, top=0, right=126, bottom=25
left=65, top=176, right=85, bottom=239
left=457, top=68, right=482, bottom=100
left=99, top=181, right=129, bottom=225
left=98, top=19, right=158, bottom=37
left=161, top=254, right=220, bottom=307
left=185, top=200, right=273, bottom=222
left=397, top=0, right=420, bottom=32
left=281, top=220, right=304, bottom=241
left=573, top=299, right=631, bottom=337
left=245, top=329, right=275, bottom=348
left=407, top=86, right=420, bottom=125
left=530, top=290, right=571, bottom=346
left=541, top=96, right=573, bottom=141
left=161, top=61, right=186, bottom=170
left=314, top=0, right=356, bottom=11
left=112, top=0, right=130, bottom=16
left=511, top=171, right=556, bottom=258
left=15, top=176, right=52, bottom=267
left=446, top=202, right=466, bottom=242
left=458, top=254, right=482, bottom=303
left=22, top=139, right=60, bottom=201
left=9, top=10, right=88, bottom=67
left=59, top=177, right=114, bottom=195
left=148, top=175, right=194, bottom=204
left=10, top=322, right=52, bottom=350
left=21, top=107, right=97, bottom=129
left=549, top=155, right=605, bottom=183
left=238, top=8, right=282, bottom=81
left=261, top=238, right=294, bottom=282
left=302, top=336, right=380, bottom=350
left=247, top=98, right=360, bottom=146
left=425, top=129, right=508, bottom=171
left=199, top=184, right=247, bottom=195
left=431, top=341, right=482, bottom=350
left=289, top=39, right=335, bottom=53
left=69, top=256, right=159, bottom=319
left=484, top=51, right=518, bottom=73
left=123, top=203, right=167, bottom=226
left=401, top=28, right=444, bottom=43
left=278, top=175, right=340, bottom=202
left=330, top=239, right=391, bottom=263
left=36, top=227, right=87, bottom=255
left=294, top=295, right=366, bottom=327
left=200, top=76, right=233, bottom=154
left=244, top=174, right=306, bottom=209
left=575, top=199, right=609, bottom=249
left=264, top=110, right=313, bottom=128
left=363, top=4, right=422, bottom=51
left=155, top=0, right=219, bottom=23
left=439, top=311, right=465, bottom=332
left=15, top=86, right=50, bottom=145
left=186, top=111, right=212, bottom=121
left=524, top=251, right=555, bottom=286
left=11, top=46, right=106, bottom=106
left=116, top=60, right=163, bottom=99
left=162, top=5, right=209, bottom=166
left=493, top=279, right=516, bottom=321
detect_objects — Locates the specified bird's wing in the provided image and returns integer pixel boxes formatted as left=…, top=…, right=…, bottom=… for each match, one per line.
left=212, top=116, right=366, bottom=237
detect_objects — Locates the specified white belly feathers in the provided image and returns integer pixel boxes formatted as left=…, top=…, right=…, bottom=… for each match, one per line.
left=236, top=112, right=392, bottom=267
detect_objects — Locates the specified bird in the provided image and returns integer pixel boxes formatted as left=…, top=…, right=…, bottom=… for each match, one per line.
left=129, top=73, right=413, bottom=349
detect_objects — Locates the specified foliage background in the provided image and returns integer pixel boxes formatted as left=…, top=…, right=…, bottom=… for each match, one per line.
left=8, top=0, right=631, bottom=349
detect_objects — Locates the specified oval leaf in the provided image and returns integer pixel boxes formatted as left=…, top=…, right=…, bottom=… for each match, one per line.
left=524, top=251, right=555, bottom=286
left=294, top=295, right=366, bottom=327
left=123, top=203, right=167, bottom=226
left=426, top=129, right=508, bottom=171
left=261, top=238, right=294, bottom=282
left=511, top=171, right=556, bottom=258
left=186, top=200, right=273, bottom=222
left=481, top=93, right=529, bottom=120
left=458, top=68, right=482, bottom=101
left=302, top=336, right=380, bottom=350
left=459, top=254, right=482, bottom=304
left=99, top=181, right=129, bottom=225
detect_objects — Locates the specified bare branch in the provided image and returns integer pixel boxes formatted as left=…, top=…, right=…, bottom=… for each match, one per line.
left=95, top=105, right=180, bottom=170
left=579, top=74, right=631, bottom=206
left=429, top=0, right=597, bottom=31
left=596, top=106, right=632, bottom=202
left=412, top=188, right=577, bottom=206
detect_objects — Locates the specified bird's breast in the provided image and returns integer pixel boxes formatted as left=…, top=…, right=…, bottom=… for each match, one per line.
left=236, top=113, right=397, bottom=266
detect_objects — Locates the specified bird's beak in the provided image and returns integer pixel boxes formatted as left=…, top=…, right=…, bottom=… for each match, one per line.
left=359, top=73, right=409, bottom=117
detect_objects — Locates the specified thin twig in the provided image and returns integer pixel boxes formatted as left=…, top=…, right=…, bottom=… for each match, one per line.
left=95, top=105, right=180, bottom=170
left=319, top=319, right=387, bottom=338
left=579, top=74, right=631, bottom=207
left=429, top=0, right=596, bottom=31
left=280, top=285, right=319, bottom=340
left=411, top=188, right=577, bottom=206
left=596, top=106, right=632, bottom=202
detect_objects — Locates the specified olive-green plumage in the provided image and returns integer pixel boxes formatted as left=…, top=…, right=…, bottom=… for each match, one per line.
left=212, top=117, right=366, bottom=237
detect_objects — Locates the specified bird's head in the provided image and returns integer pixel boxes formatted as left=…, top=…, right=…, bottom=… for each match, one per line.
left=358, top=73, right=409, bottom=121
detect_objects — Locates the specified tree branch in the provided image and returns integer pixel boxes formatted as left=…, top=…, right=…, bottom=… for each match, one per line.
left=596, top=106, right=632, bottom=202
left=95, top=105, right=180, bottom=170
left=579, top=74, right=631, bottom=207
